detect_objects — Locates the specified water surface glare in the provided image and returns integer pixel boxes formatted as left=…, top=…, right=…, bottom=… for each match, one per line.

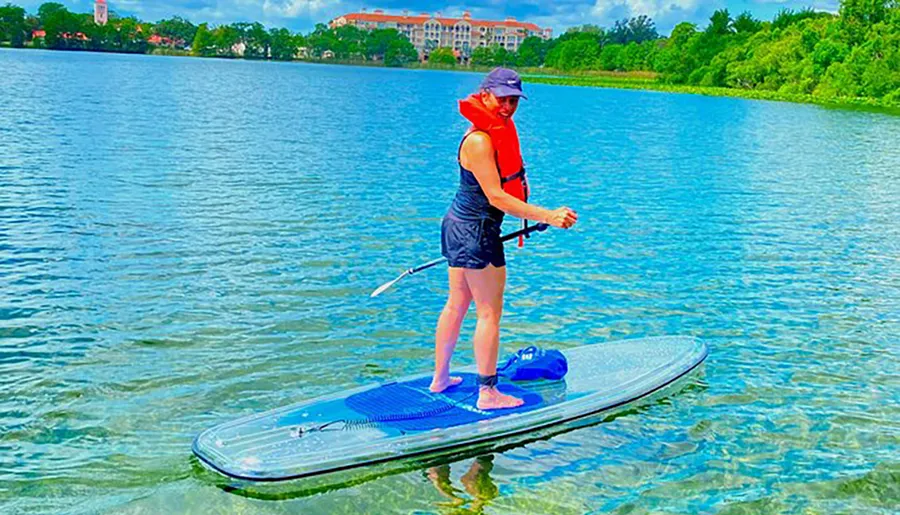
left=1, top=49, right=899, bottom=514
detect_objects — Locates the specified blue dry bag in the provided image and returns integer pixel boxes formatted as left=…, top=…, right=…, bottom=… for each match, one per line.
left=497, top=346, right=568, bottom=381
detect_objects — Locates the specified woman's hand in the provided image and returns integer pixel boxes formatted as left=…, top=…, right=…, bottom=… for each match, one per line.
left=545, top=207, right=578, bottom=229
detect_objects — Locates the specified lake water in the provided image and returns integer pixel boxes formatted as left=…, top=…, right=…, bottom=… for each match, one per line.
left=1, top=48, right=899, bottom=514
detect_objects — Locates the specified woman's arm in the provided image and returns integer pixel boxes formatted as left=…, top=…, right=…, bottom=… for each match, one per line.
left=461, top=132, right=577, bottom=229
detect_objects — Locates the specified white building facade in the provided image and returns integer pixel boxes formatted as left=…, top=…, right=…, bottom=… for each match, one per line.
left=330, top=9, right=553, bottom=60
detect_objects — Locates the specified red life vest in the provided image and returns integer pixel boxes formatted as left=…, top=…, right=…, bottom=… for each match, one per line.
left=458, top=94, right=531, bottom=246
left=458, top=94, right=529, bottom=203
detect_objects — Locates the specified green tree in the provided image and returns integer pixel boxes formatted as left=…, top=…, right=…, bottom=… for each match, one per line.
left=670, top=22, right=699, bottom=46
left=243, top=22, right=269, bottom=58
left=627, top=15, right=659, bottom=43
left=811, top=37, right=851, bottom=75
left=268, top=27, right=297, bottom=60
left=727, top=28, right=806, bottom=90
left=191, top=22, right=215, bottom=56
left=516, top=36, right=548, bottom=67
left=306, top=23, right=336, bottom=58
left=0, top=3, right=27, bottom=47
left=608, top=16, right=659, bottom=44
left=154, top=16, right=196, bottom=47
left=428, top=46, right=457, bottom=65
left=772, top=8, right=825, bottom=30
left=333, top=24, right=365, bottom=58
left=38, top=3, right=81, bottom=49
left=733, top=12, right=763, bottom=34
left=558, top=25, right=606, bottom=45
left=619, top=41, right=655, bottom=71
left=707, top=9, right=734, bottom=36
left=303, top=24, right=370, bottom=60
left=37, top=2, right=66, bottom=21
left=471, top=45, right=495, bottom=66
left=82, top=15, right=113, bottom=50
left=609, top=18, right=629, bottom=44
left=471, top=44, right=514, bottom=67
left=364, top=28, right=407, bottom=61
left=494, top=46, right=515, bottom=66
left=213, top=24, right=240, bottom=56
left=109, top=16, right=148, bottom=53
left=552, top=38, right=601, bottom=70
left=815, top=62, right=859, bottom=97
left=385, top=38, right=417, bottom=66
left=841, top=0, right=891, bottom=26
left=653, top=22, right=699, bottom=82
left=599, top=44, right=623, bottom=70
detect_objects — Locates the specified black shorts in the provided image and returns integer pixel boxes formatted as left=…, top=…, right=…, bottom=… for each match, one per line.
left=440, top=213, right=505, bottom=269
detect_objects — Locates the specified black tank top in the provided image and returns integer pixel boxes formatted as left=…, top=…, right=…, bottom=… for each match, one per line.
left=449, top=131, right=504, bottom=224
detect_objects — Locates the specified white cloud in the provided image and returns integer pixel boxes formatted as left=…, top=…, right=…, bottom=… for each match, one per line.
left=112, top=0, right=144, bottom=10
left=593, top=0, right=702, bottom=21
left=751, top=0, right=839, bottom=10
left=262, top=0, right=338, bottom=17
left=590, top=0, right=721, bottom=32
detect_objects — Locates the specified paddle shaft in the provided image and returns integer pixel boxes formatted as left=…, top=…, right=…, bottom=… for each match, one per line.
left=408, top=222, right=549, bottom=275
left=370, top=223, right=550, bottom=297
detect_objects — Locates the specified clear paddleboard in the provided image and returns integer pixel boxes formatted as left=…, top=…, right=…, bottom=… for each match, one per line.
left=192, top=336, right=708, bottom=482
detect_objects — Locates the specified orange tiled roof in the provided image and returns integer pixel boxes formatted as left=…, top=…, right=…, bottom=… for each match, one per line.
left=340, top=12, right=544, bottom=32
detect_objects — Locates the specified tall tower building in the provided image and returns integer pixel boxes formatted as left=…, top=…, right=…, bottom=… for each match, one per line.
left=94, top=0, right=108, bottom=26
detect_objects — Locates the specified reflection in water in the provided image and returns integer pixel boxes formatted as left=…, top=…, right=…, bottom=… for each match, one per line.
left=428, top=455, right=499, bottom=514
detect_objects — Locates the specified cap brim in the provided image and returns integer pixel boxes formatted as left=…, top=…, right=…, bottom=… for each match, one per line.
left=490, top=85, right=527, bottom=99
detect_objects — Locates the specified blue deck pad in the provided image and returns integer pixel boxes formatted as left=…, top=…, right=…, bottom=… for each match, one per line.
left=344, top=373, right=544, bottom=432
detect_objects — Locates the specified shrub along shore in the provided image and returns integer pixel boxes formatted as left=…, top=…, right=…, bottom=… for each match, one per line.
left=520, top=72, right=900, bottom=112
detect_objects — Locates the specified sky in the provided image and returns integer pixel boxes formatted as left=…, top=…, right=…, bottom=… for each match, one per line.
left=15, top=0, right=842, bottom=35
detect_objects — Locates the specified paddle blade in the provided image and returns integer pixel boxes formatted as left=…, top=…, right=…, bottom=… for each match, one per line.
left=370, top=272, right=409, bottom=298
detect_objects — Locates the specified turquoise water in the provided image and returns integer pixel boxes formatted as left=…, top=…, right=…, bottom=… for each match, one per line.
left=1, top=48, right=899, bottom=514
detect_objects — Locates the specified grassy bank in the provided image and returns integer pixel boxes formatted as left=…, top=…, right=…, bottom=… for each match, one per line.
left=522, top=73, right=900, bottom=113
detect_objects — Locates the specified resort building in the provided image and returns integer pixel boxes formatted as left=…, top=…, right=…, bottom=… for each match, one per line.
left=329, top=9, right=552, bottom=60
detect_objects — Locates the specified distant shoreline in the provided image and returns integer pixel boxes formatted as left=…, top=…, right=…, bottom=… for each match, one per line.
left=521, top=73, right=900, bottom=114
left=3, top=45, right=898, bottom=115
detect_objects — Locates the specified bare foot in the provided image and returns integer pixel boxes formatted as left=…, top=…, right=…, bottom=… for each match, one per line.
left=429, top=375, right=463, bottom=393
left=476, top=387, right=524, bottom=410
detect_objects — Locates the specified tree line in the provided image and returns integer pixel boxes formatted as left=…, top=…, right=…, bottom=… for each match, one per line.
left=0, top=2, right=417, bottom=63
left=1, top=1, right=898, bottom=102
left=516, top=1, right=899, bottom=103
left=1, top=2, right=185, bottom=53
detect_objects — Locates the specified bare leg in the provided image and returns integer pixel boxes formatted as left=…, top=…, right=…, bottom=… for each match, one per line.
left=465, top=265, right=524, bottom=410
left=426, top=464, right=463, bottom=505
left=461, top=455, right=499, bottom=506
left=430, top=266, right=471, bottom=392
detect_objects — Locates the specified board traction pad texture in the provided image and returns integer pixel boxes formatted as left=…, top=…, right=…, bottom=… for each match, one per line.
left=344, top=373, right=545, bottom=431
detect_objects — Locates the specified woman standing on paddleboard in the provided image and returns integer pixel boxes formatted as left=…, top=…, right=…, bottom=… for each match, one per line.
left=430, top=68, right=578, bottom=410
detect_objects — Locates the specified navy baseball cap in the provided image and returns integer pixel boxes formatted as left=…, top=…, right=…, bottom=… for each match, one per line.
left=481, top=67, right=527, bottom=99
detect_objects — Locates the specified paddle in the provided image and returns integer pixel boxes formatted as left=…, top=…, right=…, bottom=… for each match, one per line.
left=370, top=222, right=550, bottom=298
